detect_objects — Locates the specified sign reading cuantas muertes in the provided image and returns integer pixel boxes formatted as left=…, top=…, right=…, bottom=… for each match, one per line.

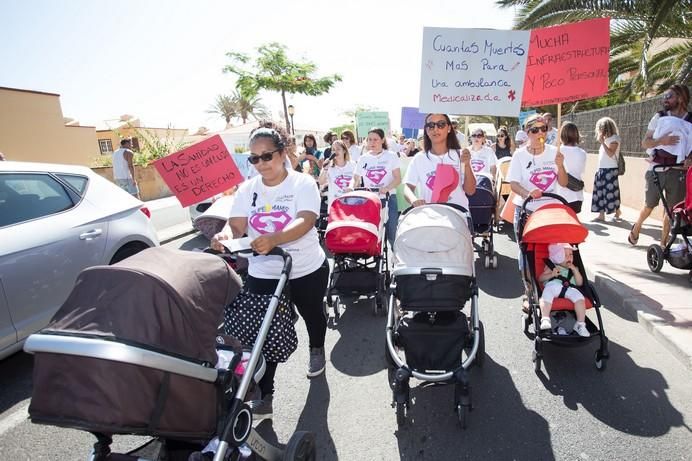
left=356, top=111, right=390, bottom=138
left=419, top=27, right=530, bottom=117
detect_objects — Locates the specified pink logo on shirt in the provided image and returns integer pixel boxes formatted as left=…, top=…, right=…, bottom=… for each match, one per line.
left=471, top=159, right=486, bottom=173
left=529, top=170, right=558, bottom=191
left=365, top=167, right=387, bottom=185
left=249, top=211, right=292, bottom=234
left=334, top=175, right=352, bottom=190
left=425, top=173, right=436, bottom=190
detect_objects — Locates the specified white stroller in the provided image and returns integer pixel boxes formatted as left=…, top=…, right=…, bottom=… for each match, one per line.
left=385, top=204, right=484, bottom=428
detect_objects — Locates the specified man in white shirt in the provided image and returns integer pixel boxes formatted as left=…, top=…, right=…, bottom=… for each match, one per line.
left=112, top=139, right=139, bottom=198
left=452, top=120, right=467, bottom=147
left=542, top=112, right=559, bottom=146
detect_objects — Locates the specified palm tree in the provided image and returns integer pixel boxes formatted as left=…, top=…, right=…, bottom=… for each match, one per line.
left=207, top=94, right=238, bottom=124
left=231, top=89, right=269, bottom=124
left=497, top=0, right=692, bottom=100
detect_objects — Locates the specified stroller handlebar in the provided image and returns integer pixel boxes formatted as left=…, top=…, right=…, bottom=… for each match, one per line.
left=652, top=163, right=688, bottom=173
left=521, top=192, right=568, bottom=211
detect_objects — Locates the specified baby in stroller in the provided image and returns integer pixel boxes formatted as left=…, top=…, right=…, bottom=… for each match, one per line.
left=537, top=243, right=589, bottom=337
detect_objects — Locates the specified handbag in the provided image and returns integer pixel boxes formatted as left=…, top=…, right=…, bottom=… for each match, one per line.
left=566, top=173, right=584, bottom=191
left=223, top=290, right=298, bottom=363
left=617, top=152, right=626, bottom=176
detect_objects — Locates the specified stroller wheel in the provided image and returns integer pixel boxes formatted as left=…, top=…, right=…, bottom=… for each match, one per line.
left=476, top=321, right=485, bottom=368
left=283, top=431, right=316, bottom=461
left=532, top=349, right=542, bottom=373
left=646, top=244, right=665, bottom=273
left=396, top=402, right=408, bottom=427
left=483, top=255, right=490, bottom=269
left=491, top=254, right=498, bottom=269
left=456, top=404, right=468, bottom=429
left=594, top=350, right=608, bottom=372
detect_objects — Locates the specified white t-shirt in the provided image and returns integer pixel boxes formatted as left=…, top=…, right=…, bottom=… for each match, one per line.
left=598, top=134, right=621, bottom=169
left=355, top=150, right=401, bottom=198
left=229, top=170, right=325, bottom=279
left=555, top=145, right=587, bottom=204
left=349, top=144, right=363, bottom=164
left=327, top=161, right=356, bottom=207
left=469, top=146, right=498, bottom=177
left=507, top=144, right=560, bottom=210
left=112, top=148, right=133, bottom=180
left=455, top=131, right=467, bottom=148
left=404, top=150, right=469, bottom=210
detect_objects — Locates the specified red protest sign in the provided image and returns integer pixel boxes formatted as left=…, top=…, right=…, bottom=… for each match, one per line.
left=153, top=134, right=243, bottom=207
left=521, top=18, right=610, bottom=107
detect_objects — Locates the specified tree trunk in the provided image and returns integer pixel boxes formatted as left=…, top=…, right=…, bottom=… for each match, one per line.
left=281, top=90, right=290, bottom=133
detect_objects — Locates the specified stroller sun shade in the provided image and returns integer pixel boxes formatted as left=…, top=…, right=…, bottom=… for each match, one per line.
left=522, top=204, right=588, bottom=244
left=394, top=204, right=474, bottom=275
left=28, top=247, right=243, bottom=439
left=326, top=191, right=382, bottom=256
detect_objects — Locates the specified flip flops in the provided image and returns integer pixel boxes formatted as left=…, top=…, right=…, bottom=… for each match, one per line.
left=627, top=224, right=639, bottom=246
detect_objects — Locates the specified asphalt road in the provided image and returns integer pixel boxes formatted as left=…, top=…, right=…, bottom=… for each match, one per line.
left=1, top=230, right=690, bottom=460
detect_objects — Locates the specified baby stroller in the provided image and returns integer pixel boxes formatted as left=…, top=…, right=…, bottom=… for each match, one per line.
left=316, top=191, right=329, bottom=244
left=495, top=157, right=513, bottom=232
left=646, top=164, right=692, bottom=284
left=324, top=190, right=390, bottom=318
left=467, top=173, right=498, bottom=269
left=385, top=204, right=483, bottom=428
left=23, top=246, right=315, bottom=461
left=518, top=194, right=610, bottom=372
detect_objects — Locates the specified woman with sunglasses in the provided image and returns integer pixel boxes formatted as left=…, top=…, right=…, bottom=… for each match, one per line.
left=507, top=114, right=565, bottom=267
left=347, top=127, right=401, bottom=247
left=318, top=139, right=355, bottom=209
left=211, top=122, right=329, bottom=419
left=403, top=113, right=476, bottom=210
left=340, top=130, right=362, bottom=164
left=469, top=128, right=498, bottom=185
left=493, top=126, right=514, bottom=159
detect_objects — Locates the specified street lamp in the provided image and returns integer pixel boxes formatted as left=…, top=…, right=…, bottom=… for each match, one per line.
left=287, top=104, right=295, bottom=135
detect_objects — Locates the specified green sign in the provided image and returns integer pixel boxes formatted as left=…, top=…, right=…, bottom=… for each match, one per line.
left=356, top=111, right=390, bottom=139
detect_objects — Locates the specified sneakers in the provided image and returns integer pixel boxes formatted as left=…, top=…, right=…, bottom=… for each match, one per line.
left=249, top=394, right=273, bottom=421
left=307, top=347, right=326, bottom=378
left=540, top=317, right=552, bottom=331
left=573, top=321, right=590, bottom=337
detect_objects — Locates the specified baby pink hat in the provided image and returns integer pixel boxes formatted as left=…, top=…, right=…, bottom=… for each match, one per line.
left=548, top=243, right=572, bottom=265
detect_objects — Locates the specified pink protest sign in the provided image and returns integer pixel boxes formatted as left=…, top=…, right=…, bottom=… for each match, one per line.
left=153, top=135, right=243, bottom=207
left=522, top=18, right=610, bottom=106
left=431, top=164, right=459, bottom=203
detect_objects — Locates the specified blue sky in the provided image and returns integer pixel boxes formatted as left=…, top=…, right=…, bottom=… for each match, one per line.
left=1, top=0, right=516, bottom=133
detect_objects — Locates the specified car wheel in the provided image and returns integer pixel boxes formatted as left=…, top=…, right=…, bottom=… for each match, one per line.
left=109, top=242, right=150, bottom=264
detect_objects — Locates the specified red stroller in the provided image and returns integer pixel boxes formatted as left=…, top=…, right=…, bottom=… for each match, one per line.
left=325, top=190, right=390, bottom=318
left=646, top=164, right=692, bottom=283
left=518, top=194, right=609, bottom=372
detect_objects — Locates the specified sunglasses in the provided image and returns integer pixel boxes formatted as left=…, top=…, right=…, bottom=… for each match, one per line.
left=497, top=134, right=506, bottom=138
left=471, top=134, right=484, bottom=138
left=424, top=120, right=449, bottom=130
left=248, top=149, right=281, bottom=164
left=528, top=126, right=549, bottom=134
left=663, top=93, right=675, bottom=100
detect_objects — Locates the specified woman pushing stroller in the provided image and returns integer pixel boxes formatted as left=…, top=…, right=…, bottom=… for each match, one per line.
left=211, top=121, right=329, bottom=420
left=403, top=113, right=476, bottom=208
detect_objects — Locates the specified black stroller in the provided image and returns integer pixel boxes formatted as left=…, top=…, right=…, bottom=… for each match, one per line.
left=24, top=246, right=315, bottom=461
left=518, top=194, right=610, bottom=372
left=467, top=174, right=498, bottom=269
left=386, top=204, right=484, bottom=428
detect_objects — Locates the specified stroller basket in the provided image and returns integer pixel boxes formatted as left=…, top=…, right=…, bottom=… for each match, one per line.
left=394, top=268, right=473, bottom=310
left=25, top=247, right=242, bottom=440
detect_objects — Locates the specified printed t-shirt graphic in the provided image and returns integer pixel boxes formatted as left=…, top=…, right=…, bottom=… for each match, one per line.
left=529, top=168, right=558, bottom=191
left=355, top=150, right=401, bottom=196
left=327, top=161, right=356, bottom=207
left=506, top=144, right=559, bottom=210
left=249, top=206, right=293, bottom=234
left=469, top=146, right=497, bottom=176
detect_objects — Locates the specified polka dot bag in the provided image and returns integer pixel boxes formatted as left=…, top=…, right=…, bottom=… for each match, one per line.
left=223, top=290, right=298, bottom=363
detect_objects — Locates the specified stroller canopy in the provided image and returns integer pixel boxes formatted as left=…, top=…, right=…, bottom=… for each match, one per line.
left=44, top=247, right=242, bottom=364
left=394, top=204, right=474, bottom=275
left=522, top=203, right=588, bottom=244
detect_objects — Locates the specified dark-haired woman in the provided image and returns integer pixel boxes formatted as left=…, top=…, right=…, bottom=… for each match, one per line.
left=298, top=133, right=323, bottom=178
left=403, top=113, right=476, bottom=210
left=493, top=126, right=514, bottom=159
left=211, top=121, right=329, bottom=421
left=348, top=127, right=401, bottom=247
left=555, top=121, right=587, bottom=214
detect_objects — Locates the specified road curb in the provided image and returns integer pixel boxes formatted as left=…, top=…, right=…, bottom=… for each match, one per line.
left=593, top=271, right=692, bottom=371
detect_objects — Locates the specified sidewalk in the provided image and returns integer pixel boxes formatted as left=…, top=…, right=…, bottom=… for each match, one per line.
left=577, top=192, right=692, bottom=371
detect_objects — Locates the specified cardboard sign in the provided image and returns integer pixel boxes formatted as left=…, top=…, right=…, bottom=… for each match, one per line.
left=400, top=107, right=428, bottom=130
left=356, top=111, right=390, bottom=138
left=153, top=134, right=243, bottom=207
left=419, top=27, right=530, bottom=116
left=522, top=18, right=610, bottom=106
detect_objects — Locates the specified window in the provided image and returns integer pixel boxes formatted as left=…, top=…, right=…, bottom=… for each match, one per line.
left=130, top=137, right=140, bottom=151
left=56, top=174, right=89, bottom=196
left=0, top=174, right=75, bottom=227
left=98, top=139, right=113, bottom=155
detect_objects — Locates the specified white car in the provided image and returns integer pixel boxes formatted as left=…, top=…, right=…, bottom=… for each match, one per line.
left=0, top=161, right=159, bottom=359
